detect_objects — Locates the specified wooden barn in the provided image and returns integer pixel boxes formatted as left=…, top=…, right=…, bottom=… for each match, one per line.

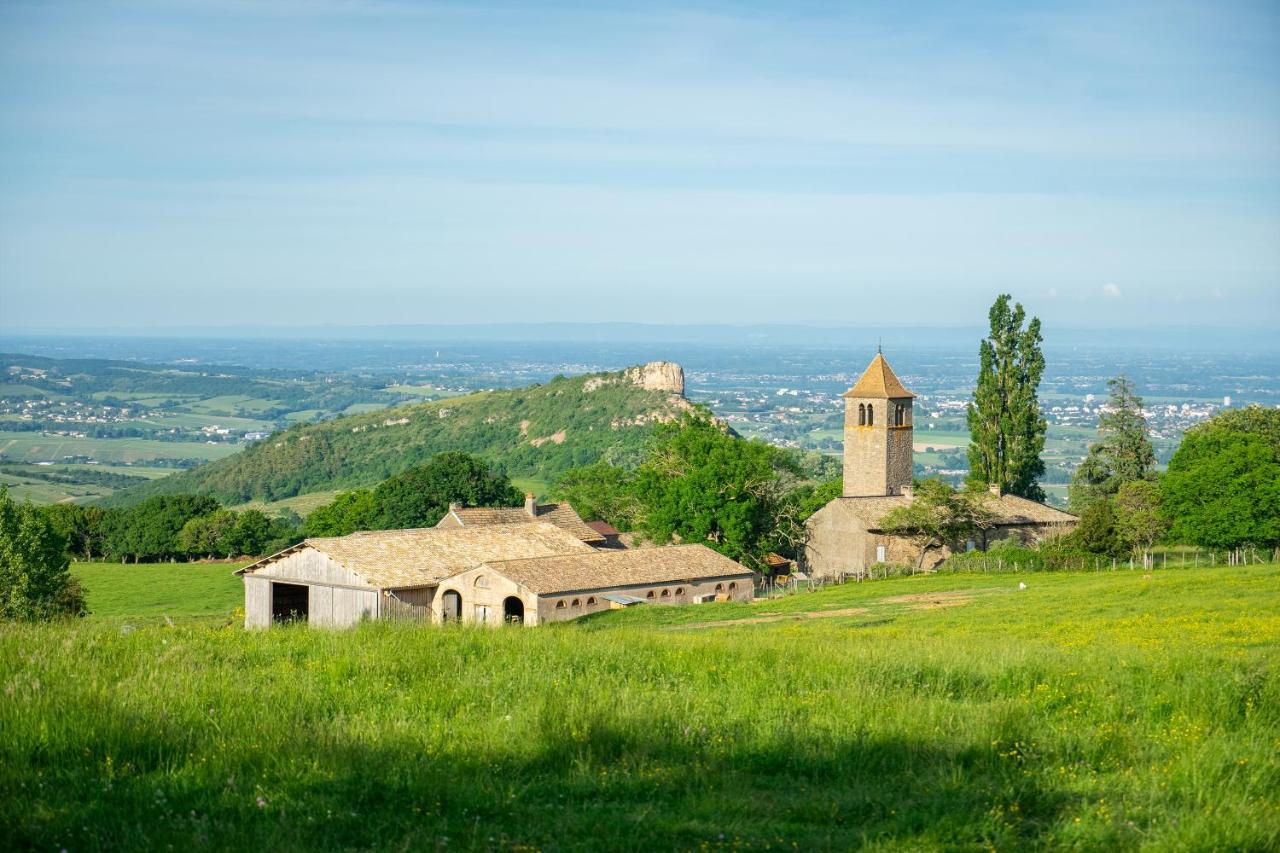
left=236, top=523, right=592, bottom=628
left=237, top=522, right=756, bottom=628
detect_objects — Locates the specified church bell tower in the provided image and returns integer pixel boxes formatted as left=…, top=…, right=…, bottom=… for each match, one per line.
left=841, top=351, right=915, bottom=497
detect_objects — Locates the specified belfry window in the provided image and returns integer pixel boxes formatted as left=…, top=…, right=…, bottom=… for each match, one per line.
left=867, top=405, right=874, bottom=426
left=858, top=404, right=866, bottom=426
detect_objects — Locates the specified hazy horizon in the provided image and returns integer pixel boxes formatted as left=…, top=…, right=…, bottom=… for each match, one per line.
left=2, top=1, right=1278, bottom=330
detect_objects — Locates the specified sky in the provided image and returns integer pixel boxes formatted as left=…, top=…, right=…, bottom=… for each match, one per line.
left=0, top=0, right=1277, bottom=331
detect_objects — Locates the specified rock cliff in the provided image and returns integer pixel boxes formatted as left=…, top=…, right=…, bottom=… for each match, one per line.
left=624, top=361, right=685, bottom=396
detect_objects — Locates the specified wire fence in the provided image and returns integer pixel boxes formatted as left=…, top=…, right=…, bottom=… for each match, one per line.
left=755, top=546, right=1279, bottom=599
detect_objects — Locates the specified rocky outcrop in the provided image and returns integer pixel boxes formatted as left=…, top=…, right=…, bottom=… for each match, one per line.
left=624, top=361, right=685, bottom=396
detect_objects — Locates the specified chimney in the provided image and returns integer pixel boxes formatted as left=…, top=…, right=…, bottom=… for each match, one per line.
left=525, top=492, right=537, bottom=517
left=988, top=483, right=1002, bottom=497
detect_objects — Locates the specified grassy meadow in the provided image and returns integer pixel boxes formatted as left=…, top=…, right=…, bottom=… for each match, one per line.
left=2, top=565, right=1277, bottom=850
left=71, top=562, right=249, bottom=623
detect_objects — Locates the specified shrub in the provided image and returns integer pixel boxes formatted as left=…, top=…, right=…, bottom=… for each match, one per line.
left=0, top=489, right=87, bottom=620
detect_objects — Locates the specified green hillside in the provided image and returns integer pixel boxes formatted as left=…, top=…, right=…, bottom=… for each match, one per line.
left=104, top=368, right=691, bottom=506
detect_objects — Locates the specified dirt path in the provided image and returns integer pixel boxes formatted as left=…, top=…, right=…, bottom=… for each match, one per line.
left=668, top=607, right=869, bottom=630
left=669, top=586, right=1012, bottom=629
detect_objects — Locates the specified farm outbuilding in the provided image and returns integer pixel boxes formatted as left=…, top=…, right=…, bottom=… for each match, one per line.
left=432, top=544, right=756, bottom=626
left=236, top=522, right=593, bottom=628
left=237, top=522, right=755, bottom=628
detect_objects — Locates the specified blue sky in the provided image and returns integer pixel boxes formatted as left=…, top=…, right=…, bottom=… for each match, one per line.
left=1, top=0, right=1277, bottom=330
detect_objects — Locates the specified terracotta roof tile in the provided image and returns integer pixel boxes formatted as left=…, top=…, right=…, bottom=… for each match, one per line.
left=831, top=493, right=1076, bottom=529
left=443, top=503, right=605, bottom=543
left=241, top=523, right=593, bottom=589
left=481, top=544, right=754, bottom=595
left=841, top=353, right=914, bottom=399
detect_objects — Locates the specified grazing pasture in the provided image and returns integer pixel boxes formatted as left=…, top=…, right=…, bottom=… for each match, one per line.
left=2, top=565, right=1276, bottom=850
left=70, top=562, right=248, bottom=623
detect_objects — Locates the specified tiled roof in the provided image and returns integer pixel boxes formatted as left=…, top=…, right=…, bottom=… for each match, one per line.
left=841, top=353, right=914, bottom=399
left=444, top=503, right=605, bottom=543
left=241, top=523, right=593, bottom=589
left=831, top=493, right=1077, bottom=529
left=480, top=544, right=755, bottom=595
left=585, top=520, right=621, bottom=537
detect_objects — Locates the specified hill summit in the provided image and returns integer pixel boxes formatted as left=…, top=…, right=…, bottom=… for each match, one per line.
left=105, top=363, right=695, bottom=507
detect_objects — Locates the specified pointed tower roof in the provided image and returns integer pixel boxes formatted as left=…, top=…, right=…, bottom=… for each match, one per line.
left=841, top=353, right=914, bottom=399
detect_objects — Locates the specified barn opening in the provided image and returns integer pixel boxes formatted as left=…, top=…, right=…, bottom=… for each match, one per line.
left=271, top=582, right=309, bottom=623
left=503, top=596, right=525, bottom=624
left=441, top=590, right=461, bottom=622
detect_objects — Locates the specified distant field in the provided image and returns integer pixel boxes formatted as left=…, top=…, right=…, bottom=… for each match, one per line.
left=0, top=431, right=239, bottom=465
left=71, top=561, right=249, bottom=622
left=231, top=490, right=342, bottom=518
left=4, top=564, right=1276, bottom=849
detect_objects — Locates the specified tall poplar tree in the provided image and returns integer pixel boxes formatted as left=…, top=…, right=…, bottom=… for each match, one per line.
left=966, top=294, right=1047, bottom=501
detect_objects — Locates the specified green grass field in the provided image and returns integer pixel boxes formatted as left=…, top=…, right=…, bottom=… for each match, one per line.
left=3, top=564, right=1277, bottom=849
left=71, top=562, right=249, bottom=623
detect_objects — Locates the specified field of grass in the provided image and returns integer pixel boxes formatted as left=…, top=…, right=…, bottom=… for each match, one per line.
left=230, top=490, right=342, bottom=519
left=70, top=562, right=249, bottom=624
left=2, top=564, right=1276, bottom=849
left=0, top=431, right=239, bottom=465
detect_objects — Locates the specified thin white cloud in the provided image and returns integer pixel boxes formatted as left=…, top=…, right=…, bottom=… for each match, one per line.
left=1103, top=283, right=1123, bottom=299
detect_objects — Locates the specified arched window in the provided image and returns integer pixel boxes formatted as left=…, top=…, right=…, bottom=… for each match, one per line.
left=586, top=596, right=596, bottom=606
left=867, top=405, right=874, bottom=426
left=728, top=582, right=737, bottom=591
left=858, top=403, right=866, bottom=426
left=715, top=583, right=724, bottom=592
left=571, top=598, right=581, bottom=607
left=895, top=405, right=902, bottom=426
left=675, top=587, right=684, bottom=596
left=555, top=600, right=566, bottom=609
left=646, top=590, right=655, bottom=599
left=474, top=575, right=489, bottom=589
left=660, top=589, right=670, bottom=598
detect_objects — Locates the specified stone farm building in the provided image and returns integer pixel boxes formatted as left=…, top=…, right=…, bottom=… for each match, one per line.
left=803, top=352, right=1077, bottom=578
left=435, top=493, right=606, bottom=545
left=237, top=521, right=754, bottom=629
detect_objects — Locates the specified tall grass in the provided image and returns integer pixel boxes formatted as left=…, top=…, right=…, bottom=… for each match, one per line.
left=2, top=566, right=1277, bottom=850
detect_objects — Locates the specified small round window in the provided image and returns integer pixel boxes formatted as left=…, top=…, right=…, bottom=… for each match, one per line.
left=675, top=587, right=684, bottom=595
left=571, top=598, right=581, bottom=607
left=555, top=600, right=566, bottom=609
left=646, top=590, right=655, bottom=599
left=660, top=589, right=670, bottom=598
left=586, top=597, right=596, bottom=606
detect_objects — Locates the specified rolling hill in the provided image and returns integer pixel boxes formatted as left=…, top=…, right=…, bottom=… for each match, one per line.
left=103, top=363, right=696, bottom=506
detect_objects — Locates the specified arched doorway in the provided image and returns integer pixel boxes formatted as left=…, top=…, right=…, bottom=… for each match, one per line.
left=441, top=590, right=461, bottom=622
left=502, top=596, right=525, bottom=625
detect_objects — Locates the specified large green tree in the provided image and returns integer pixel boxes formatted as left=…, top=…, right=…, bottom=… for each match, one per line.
left=373, top=452, right=523, bottom=530
left=966, top=295, right=1048, bottom=501
left=1161, top=421, right=1280, bottom=549
left=0, top=488, right=86, bottom=620
left=1069, top=375, right=1156, bottom=512
left=304, top=489, right=378, bottom=538
left=630, top=415, right=800, bottom=569
left=554, top=462, right=641, bottom=530
left=103, top=494, right=222, bottom=562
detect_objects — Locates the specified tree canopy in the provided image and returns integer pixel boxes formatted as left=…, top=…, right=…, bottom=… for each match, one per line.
left=966, top=294, right=1047, bottom=501
left=1161, top=420, right=1280, bottom=549
left=880, top=480, right=994, bottom=569
left=1, top=488, right=86, bottom=620
left=303, top=453, right=523, bottom=537
left=1069, top=375, right=1156, bottom=512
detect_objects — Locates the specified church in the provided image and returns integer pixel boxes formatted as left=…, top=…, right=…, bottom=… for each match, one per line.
left=802, top=352, right=1077, bottom=578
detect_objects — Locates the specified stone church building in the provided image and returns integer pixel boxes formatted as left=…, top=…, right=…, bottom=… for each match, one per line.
left=803, top=352, right=1076, bottom=578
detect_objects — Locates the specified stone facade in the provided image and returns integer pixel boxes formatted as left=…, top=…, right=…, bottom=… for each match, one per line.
left=842, top=395, right=914, bottom=497
left=431, top=564, right=753, bottom=626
